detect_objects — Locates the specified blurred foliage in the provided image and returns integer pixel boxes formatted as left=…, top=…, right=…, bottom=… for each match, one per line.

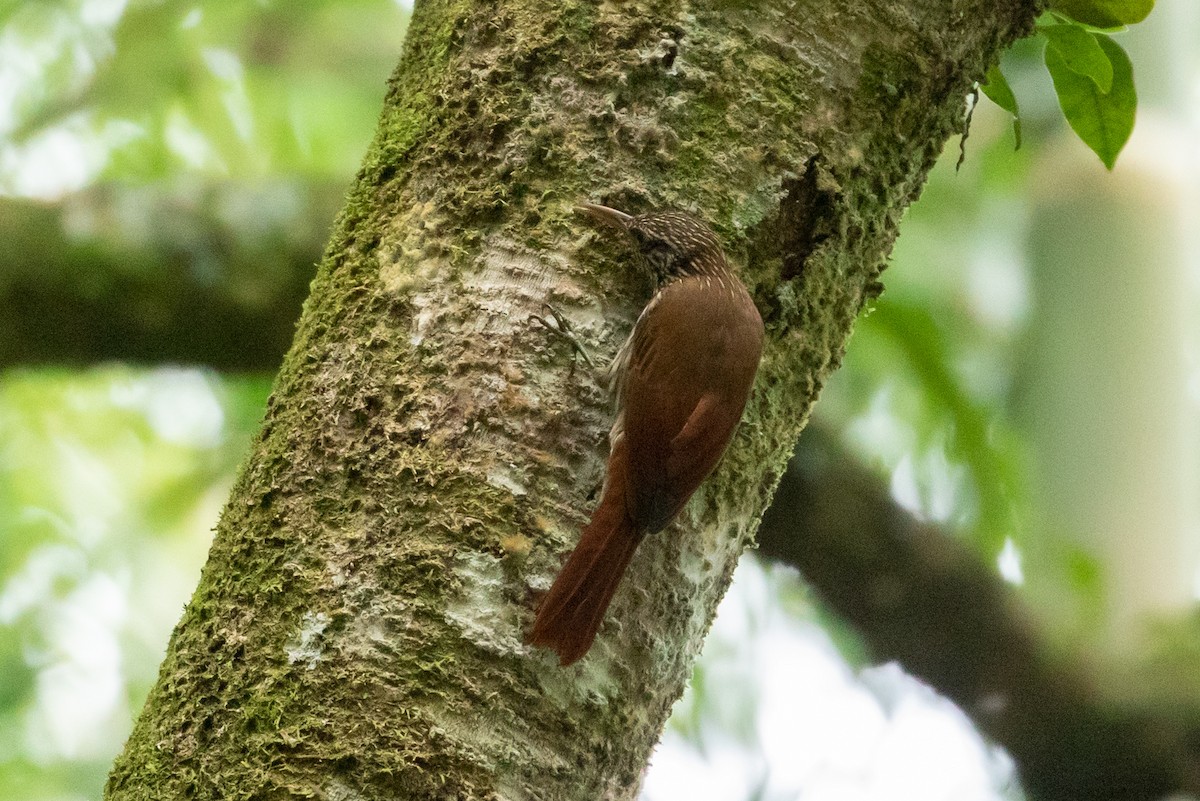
left=820, top=122, right=1035, bottom=558
left=1, top=0, right=410, bottom=194
left=0, top=369, right=271, bottom=799
left=0, top=180, right=341, bottom=369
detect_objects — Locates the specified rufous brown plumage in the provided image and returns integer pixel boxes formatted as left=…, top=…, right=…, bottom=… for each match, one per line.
left=528, top=203, right=764, bottom=666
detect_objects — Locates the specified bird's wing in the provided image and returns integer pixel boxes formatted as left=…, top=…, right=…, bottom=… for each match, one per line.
left=618, top=277, right=762, bottom=533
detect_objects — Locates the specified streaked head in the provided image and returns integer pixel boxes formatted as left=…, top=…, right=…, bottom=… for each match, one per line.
left=576, top=202, right=727, bottom=282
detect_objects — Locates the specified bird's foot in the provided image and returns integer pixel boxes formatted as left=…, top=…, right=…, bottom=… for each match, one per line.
left=529, top=303, right=595, bottom=373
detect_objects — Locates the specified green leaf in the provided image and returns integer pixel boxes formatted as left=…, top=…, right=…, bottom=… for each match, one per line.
left=980, top=65, right=1022, bottom=149
left=1050, top=0, right=1154, bottom=27
left=1040, top=24, right=1113, bottom=92
left=1045, top=33, right=1136, bottom=170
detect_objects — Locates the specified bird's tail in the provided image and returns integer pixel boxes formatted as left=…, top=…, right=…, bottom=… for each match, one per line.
left=528, top=490, right=641, bottom=666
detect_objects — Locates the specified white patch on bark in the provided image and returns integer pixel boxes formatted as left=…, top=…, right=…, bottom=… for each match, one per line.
left=323, top=777, right=369, bottom=801
left=486, top=463, right=528, bottom=496
left=284, top=611, right=330, bottom=669
left=463, top=244, right=554, bottom=327
left=468, top=237, right=608, bottom=337
left=445, top=552, right=624, bottom=702
left=493, top=777, right=532, bottom=801
left=419, top=699, right=557, bottom=800
left=410, top=303, right=437, bottom=346
left=443, top=552, right=524, bottom=656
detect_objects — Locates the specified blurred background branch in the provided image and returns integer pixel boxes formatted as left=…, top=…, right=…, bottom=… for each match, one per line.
left=759, top=425, right=1200, bottom=800
left=0, top=183, right=330, bottom=370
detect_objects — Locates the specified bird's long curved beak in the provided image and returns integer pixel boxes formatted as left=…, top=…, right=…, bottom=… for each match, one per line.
left=575, top=202, right=632, bottom=230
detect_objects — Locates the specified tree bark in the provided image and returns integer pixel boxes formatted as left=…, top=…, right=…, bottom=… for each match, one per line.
left=105, top=1, right=1040, bottom=799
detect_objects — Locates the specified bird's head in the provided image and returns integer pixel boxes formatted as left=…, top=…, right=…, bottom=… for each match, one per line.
left=576, top=202, right=727, bottom=283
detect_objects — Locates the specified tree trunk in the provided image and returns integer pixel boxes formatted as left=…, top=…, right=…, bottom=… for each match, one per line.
left=105, top=1, right=1040, bottom=798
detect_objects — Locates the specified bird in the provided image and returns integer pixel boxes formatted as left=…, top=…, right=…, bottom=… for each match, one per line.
left=528, top=202, right=764, bottom=666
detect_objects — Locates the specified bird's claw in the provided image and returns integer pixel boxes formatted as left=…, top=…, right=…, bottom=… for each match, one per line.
left=529, top=303, right=595, bottom=372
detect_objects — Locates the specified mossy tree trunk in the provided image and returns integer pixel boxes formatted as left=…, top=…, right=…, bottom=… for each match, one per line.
left=105, top=1, right=1040, bottom=798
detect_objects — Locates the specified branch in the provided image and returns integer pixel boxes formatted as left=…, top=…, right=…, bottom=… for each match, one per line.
left=0, top=183, right=332, bottom=371
left=757, top=425, right=1200, bottom=800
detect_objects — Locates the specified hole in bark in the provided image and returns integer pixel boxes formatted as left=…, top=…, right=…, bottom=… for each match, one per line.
left=778, top=156, right=837, bottom=282
left=661, top=40, right=677, bottom=69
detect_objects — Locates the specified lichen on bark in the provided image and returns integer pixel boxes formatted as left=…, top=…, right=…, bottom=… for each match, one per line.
left=105, top=1, right=1041, bottom=799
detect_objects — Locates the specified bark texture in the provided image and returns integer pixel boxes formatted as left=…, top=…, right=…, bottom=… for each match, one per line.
left=105, top=1, right=1041, bottom=799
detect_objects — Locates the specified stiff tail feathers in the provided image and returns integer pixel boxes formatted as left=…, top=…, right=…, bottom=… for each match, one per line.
left=528, top=497, right=641, bottom=666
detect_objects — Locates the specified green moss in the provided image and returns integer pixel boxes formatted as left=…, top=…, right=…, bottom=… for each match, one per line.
left=860, top=41, right=921, bottom=101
